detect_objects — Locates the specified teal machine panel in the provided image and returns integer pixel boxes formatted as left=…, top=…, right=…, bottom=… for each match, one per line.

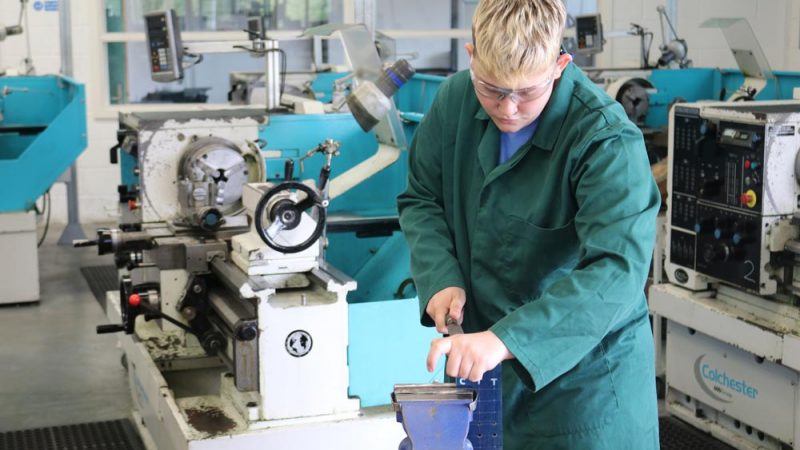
left=0, top=76, right=87, bottom=212
left=260, top=113, right=404, bottom=217
left=645, top=68, right=800, bottom=129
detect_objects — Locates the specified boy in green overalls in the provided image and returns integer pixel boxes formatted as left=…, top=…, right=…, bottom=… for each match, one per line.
left=398, top=0, right=661, bottom=448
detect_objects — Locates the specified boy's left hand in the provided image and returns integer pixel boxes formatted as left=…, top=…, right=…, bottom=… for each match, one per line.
left=427, top=331, right=514, bottom=382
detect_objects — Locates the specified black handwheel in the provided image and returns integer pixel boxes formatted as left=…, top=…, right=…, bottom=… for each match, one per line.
left=254, top=181, right=326, bottom=254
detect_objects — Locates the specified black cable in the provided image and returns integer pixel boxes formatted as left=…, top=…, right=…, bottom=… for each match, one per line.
left=36, top=189, right=51, bottom=247
left=139, top=302, right=195, bottom=334
left=181, top=51, right=204, bottom=70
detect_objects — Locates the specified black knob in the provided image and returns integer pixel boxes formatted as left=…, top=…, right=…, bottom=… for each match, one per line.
left=199, top=208, right=224, bottom=232
left=236, top=323, right=258, bottom=341
left=201, top=331, right=227, bottom=355
left=97, top=232, right=115, bottom=254
left=702, top=242, right=732, bottom=263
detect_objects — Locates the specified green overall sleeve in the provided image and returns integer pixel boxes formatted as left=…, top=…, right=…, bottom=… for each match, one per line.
left=398, top=85, right=466, bottom=324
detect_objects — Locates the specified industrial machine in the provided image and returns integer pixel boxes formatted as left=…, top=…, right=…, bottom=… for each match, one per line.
left=76, top=12, right=448, bottom=449
left=0, top=0, right=86, bottom=305
left=664, top=102, right=800, bottom=295
left=651, top=100, right=800, bottom=450
left=574, top=14, right=603, bottom=55
left=0, top=75, right=86, bottom=304
left=598, top=17, right=798, bottom=141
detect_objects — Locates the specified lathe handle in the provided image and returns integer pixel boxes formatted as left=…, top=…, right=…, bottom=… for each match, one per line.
left=96, top=324, right=125, bottom=334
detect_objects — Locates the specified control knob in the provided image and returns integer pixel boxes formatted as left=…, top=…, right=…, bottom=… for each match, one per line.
left=702, top=242, right=733, bottom=263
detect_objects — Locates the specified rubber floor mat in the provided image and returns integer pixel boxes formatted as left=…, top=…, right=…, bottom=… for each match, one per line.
left=660, top=416, right=737, bottom=450
left=80, top=265, right=118, bottom=311
left=0, top=419, right=144, bottom=450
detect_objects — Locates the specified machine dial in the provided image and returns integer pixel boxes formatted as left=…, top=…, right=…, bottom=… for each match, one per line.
left=702, top=242, right=733, bottom=263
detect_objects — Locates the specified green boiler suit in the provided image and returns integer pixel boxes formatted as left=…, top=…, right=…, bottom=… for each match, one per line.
left=398, top=63, right=661, bottom=449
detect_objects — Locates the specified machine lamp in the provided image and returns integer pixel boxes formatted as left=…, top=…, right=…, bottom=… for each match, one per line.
left=346, top=59, right=415, bottom=132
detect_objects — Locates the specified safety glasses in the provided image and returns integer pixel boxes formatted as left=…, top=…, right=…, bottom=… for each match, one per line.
left=469, top=65, right=556, bottom=104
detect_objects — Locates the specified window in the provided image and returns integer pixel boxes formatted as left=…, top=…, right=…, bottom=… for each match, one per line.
left=103, top=0, right=338, bottom=105
left=89, top=0, right=470, bottom=115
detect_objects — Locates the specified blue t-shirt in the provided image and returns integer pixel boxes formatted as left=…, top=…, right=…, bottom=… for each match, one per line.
left=499, top=120, right=538, bottom=164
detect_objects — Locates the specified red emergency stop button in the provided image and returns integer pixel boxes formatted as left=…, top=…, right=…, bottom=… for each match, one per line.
left=128, top=199, right=138, bottom=211
left=740, top=190, right=757, bottom=208
left=128, top=294, right=141, bottom=307
left=744, top=160, right=751, bottom=169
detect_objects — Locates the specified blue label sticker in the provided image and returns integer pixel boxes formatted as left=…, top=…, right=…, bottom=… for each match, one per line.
left=44, top=0, right=58, bottom=12
left=33, top=1, right=43, bottom=11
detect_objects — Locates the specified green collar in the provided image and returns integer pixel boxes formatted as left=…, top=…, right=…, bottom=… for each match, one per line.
left=473, top=63, right=577, bottom=152
left=532, top=63, right=576, bottom=151
left=474, top=107, right=489, bottom=120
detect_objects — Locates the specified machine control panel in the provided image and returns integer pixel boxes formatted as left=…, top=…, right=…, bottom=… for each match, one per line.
left=693, top=204, right=762, bottom=291
left=693, top=121, right=765, bottom=212
left=575, top=14, right=603, bottom=54
left=145, top=10, right=183, bottom=82
left=666, top=102, right=800, bottom=295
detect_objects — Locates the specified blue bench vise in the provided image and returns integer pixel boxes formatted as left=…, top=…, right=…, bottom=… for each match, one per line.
left=392, top=384, right=478, bottom=450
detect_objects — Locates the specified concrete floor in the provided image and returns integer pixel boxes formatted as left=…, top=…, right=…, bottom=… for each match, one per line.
left=0, top=224, right=130, bottom=432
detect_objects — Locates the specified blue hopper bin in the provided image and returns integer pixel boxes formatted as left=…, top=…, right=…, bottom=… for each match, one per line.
left=0, top=75, right=87, bottom=212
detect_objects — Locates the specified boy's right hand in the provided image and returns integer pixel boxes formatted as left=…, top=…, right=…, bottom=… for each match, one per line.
left=426, top=287, right=466, bottom=334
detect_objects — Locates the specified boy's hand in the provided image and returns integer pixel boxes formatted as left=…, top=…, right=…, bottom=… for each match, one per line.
left=426, top=287, right=466, bottom=334
left=427, top=331, right=513, bottom=382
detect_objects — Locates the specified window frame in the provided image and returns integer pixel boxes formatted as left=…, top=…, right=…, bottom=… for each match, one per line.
left=87, top=0, right=470, bottom=119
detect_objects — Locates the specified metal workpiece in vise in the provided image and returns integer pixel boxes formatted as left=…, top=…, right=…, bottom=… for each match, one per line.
left=392, top=384, right=478, bottom=450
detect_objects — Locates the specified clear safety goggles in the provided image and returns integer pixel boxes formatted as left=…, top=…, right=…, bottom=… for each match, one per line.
left=469, top=65, right=556, bottom=104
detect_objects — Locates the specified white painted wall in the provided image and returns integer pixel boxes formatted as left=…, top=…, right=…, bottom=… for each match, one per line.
left=596, top=0, right=798, bottom=72
left=1, top=0, right=798, bottom=224
left=787, top=0, right=800, bottom=70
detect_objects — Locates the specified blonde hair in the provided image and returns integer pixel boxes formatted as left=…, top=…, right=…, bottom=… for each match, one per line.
left=472, top=0, right=566, bottom=86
